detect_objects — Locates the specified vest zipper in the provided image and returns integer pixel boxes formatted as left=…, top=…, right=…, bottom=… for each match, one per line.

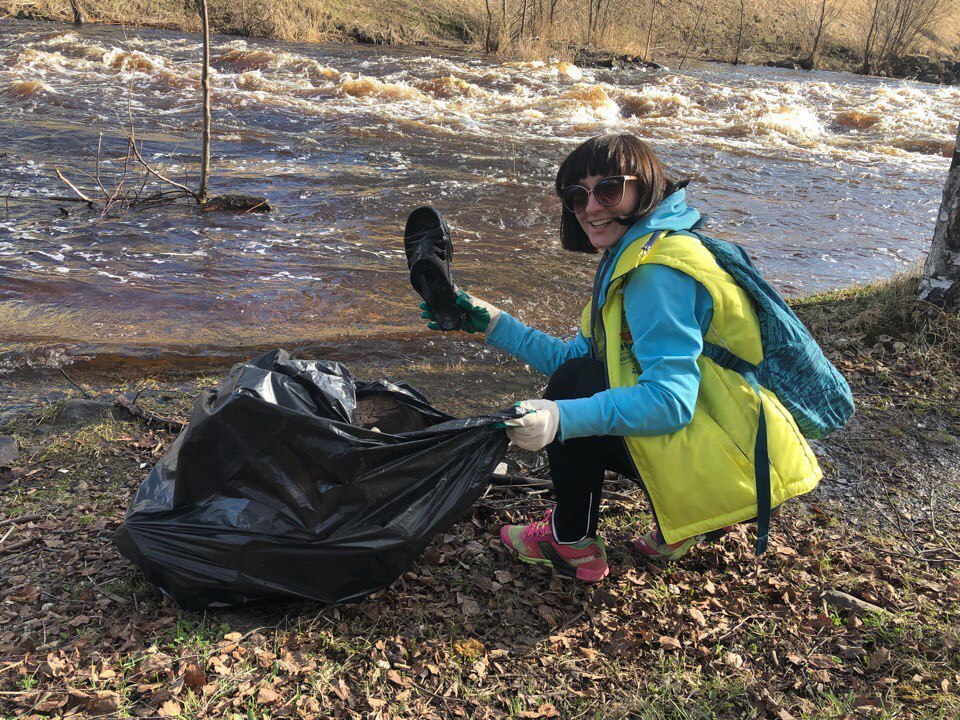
left=592, top=238, right=667, bottom=543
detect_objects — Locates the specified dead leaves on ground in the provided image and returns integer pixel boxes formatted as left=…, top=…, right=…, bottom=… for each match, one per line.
left=2, top=389, right=960, bottom=719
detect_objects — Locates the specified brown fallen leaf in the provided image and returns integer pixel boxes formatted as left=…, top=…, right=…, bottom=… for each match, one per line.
left=658, top=636, right=682, bottom=652
left=688, top=607, right=706, bottom=625
left=140, top=651, right=173, bottom=679
left=158, top=698, right=181, bottom=717
left=387, top=669, right=404, bottom=686
left=368, top=696, right=387, bottom=710
left=257, top=684, right=279, bottom=705
left=38, top=653, right=67, bottom=677
left=536, top=604, right=559, bottom=627
left=460, top=596, right=481, bottom=616
left=331, top=678, right=351, bottom=701
left=453, top=637, right=485, bottom=659
left=207, top=655, right=230, bottom=676
left=181, top=662, right=206, bottom=689
left=518, top=704, right=560, bottom=718
left=868, top=647, right=890, bottom=670
left=85, top=690, right=121, bottom=716
left=34, top=695, right=68, bottom=713
left=297, top=695, right=321, bottom=716
left=10, top=584, right=39, bottom=603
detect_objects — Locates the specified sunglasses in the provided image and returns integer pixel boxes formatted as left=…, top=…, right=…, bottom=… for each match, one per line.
left=559, top=175, right=638, bottom=214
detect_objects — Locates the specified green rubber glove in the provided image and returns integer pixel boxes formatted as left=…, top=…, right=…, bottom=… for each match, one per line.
left=420, top=291, right=502, bottom=334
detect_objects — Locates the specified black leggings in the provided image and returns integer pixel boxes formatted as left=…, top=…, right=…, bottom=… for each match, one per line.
left=543, top=356, right=638, bottom=542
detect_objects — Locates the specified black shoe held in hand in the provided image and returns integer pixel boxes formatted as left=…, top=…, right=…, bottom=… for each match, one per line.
left=404, top=206, right=465, bottom=331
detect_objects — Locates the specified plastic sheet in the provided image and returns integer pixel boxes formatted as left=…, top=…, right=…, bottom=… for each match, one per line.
left=114, top=349, right=517, bottom=609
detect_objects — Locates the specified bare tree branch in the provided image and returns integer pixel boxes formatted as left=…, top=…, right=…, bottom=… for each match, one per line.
left=54, top=168, right=96, bottom=206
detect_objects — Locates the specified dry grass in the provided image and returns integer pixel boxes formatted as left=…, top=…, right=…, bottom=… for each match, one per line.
left=795, top=270, right=960, bottom=387
left=3, top=0, right=959, bottom=69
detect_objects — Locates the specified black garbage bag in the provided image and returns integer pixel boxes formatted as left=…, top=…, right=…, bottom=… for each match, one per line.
left=114, top=349, right=518, bottom=609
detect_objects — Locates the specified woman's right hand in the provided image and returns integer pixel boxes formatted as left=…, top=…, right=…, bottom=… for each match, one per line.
left=420, top=291, right=501, bottom=334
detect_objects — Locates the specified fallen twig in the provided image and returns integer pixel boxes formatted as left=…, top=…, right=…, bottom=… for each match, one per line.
left=0, top=512, right=43, bottom=528
left=114, top=394, right=186, bottom=432
left=0, top=536, right=36, bottom=555
left=703, top=613, right=764, bottom=644
left=60, top=368, right=92, bottom=398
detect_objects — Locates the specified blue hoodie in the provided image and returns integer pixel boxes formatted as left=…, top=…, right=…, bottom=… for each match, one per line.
left=485, top=189, right=714, bottom=440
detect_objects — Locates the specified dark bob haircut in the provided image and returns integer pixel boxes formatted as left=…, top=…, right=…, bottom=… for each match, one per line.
left=555, top=134, right=683, bottom=254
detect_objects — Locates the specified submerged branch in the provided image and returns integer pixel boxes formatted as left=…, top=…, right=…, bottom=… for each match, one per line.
left=54, top=168, right=97, bottom=207
left=128, top=141, right=199, bottom=202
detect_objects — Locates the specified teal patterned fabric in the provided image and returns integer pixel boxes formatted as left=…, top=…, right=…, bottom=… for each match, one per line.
left=679, top=231, right=855, bottom=440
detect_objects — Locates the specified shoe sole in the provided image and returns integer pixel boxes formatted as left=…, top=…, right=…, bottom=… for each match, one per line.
left=516, top=553, right=609, bottom=582
left=410, top=259, right=463, bottom=331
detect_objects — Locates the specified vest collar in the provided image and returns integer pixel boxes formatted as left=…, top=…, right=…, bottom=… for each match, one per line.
left=592, top=189, right=701, bottom=311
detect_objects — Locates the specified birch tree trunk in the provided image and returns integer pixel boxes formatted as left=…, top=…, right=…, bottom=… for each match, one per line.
left=196, top=0, right=211, bottom=203
left=918, top=122, right=960, bottom=309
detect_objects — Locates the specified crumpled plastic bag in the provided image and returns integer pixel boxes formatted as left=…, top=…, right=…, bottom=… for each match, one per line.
left=114, top=349, right=517, bottom=609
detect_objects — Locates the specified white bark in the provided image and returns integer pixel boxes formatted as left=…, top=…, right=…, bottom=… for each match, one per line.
left=918, top=122, right=960, bottom=310
left=196, top=0, right=211, bottom=203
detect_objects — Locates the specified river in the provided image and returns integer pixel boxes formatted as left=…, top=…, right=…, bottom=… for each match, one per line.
left=0, top=19, right=956, bottom=378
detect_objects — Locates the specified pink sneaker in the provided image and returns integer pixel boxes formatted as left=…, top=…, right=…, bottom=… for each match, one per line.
left=500, top=509, right=609, bottom=583
left=633, top=525, right=733, bottom=561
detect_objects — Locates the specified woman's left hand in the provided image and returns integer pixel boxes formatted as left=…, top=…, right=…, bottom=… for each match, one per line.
left=501, top=399, right=560, bottom=451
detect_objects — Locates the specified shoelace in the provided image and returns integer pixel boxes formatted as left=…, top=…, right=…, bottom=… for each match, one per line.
left=520, top=511, right=553, bottom=542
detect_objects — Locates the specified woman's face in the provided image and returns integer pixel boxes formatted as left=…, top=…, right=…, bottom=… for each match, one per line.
left=574, top=174, right=639, bottom=251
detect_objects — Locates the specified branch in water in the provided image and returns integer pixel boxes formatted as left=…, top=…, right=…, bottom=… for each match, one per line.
left=54, top=168, right=96, bottom=207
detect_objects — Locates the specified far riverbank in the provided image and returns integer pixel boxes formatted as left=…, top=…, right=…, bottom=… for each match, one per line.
left=4, top=0, right=959, bottom=84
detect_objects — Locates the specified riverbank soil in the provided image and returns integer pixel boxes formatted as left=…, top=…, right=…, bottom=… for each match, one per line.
left=1, top=275, right=959, bottom=719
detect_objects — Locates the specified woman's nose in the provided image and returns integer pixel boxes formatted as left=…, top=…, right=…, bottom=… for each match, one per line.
left=584, top=191, right=604, bottom=213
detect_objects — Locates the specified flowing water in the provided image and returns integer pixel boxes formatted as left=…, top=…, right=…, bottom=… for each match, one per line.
left=0, top=19, right=957, bottom=379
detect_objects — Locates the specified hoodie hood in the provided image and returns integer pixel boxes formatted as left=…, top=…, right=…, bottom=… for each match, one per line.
left=594, top=188, right=702, bottom=311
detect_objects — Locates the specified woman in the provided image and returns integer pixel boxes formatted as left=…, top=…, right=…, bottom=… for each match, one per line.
left=421, top=133, right=821, bottom=582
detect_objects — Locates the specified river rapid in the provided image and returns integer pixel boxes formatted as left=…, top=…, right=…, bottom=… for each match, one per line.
left=0, top=19, right=957, bottom=379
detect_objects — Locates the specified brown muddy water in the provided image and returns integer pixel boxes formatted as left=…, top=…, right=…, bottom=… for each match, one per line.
left=0, top=19, right=957, bottom=395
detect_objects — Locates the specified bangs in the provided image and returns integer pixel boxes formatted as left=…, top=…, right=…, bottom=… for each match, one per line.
left=555, top=140, right=630, bottom=192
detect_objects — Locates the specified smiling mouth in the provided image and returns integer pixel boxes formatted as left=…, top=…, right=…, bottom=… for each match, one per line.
left=588, top=219, right=614, bottom=228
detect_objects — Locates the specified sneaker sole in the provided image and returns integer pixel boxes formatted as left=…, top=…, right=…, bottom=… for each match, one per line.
left=517, top=554, right=609, bottom=583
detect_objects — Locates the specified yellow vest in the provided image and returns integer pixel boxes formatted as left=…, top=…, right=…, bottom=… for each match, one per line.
left=580, top=232, right=821, bottom=543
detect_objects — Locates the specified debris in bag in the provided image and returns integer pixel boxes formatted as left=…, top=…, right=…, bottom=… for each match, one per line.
left=114, top=349, right=519, bottom=609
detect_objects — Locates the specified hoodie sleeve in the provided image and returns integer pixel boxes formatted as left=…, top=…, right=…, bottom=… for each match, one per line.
left=484, top=311, right=590, bottom=376
left=555, top=264, right=712, bottom=439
